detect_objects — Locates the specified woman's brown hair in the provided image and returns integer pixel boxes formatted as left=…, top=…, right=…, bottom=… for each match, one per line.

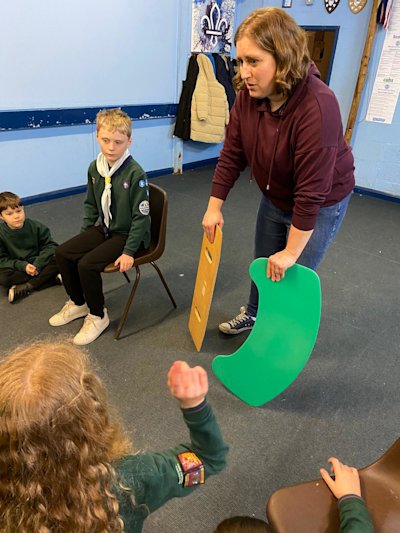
left=233, top=7, right=311, bottom=95
left=0, top=340, right=133, bottom=532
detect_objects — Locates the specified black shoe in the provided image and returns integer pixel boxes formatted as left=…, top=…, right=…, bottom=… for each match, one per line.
left=8, top=282, right=33, bottom=303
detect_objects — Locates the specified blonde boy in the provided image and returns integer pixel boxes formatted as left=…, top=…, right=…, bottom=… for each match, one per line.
left=0, top=191, right=59, bottom=302
left=49, top=109, right=151, bottom=345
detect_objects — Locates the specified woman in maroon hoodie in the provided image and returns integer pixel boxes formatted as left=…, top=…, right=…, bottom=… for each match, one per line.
left=202, top=7, right=354, bottom=335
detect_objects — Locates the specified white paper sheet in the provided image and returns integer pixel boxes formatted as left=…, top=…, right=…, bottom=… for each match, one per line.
left=366, top=2, right=400, bottom=124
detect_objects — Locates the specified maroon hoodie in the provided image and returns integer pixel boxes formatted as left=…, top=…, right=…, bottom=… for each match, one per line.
left=211, top=64, right=355, bottom=230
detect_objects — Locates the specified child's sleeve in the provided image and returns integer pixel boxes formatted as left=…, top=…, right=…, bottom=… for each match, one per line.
left=0, top=238, right=27, bottom=271
left=115, top=401, right=228, bottom=514
left=123, top=171, right=151, bottom=256
left=81, top=167, right=100, bottom=232
left=32, top=222, right=58, bottom=271
left=338, top=495, right=374, bottom=533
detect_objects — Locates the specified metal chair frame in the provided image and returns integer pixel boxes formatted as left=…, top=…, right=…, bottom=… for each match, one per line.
left=104, top=183, right=176, bottom=339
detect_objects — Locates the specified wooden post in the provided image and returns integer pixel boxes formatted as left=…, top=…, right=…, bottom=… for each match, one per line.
left=345, top=0, right=380, bottom=145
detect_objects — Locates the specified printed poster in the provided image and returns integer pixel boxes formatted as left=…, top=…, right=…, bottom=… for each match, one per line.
left=366, top=2, right=400, bottom=124
left=191, top=0, right=236, bottom=54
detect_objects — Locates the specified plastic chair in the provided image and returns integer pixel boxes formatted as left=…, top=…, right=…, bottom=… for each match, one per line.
left=266, top=437, right=400, bottom=532
left=212, top=258, right=321, bottom=407
left=103, top=183, right=176, bottom=339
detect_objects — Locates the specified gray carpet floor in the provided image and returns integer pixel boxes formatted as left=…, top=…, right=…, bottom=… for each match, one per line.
left=1, top=167, right=399, bottom=532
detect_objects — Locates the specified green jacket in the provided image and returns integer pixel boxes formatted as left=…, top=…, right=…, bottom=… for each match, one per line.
left=338, top=495, right=374, bottom=532
left=81, top=156, right=151, bottom=256
left=0, top=218, right=58, bottom=272
left=113, top=400, right=228, bottom=532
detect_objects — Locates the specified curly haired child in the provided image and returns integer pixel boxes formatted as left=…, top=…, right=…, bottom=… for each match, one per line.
left=0, top=341, right=228, bottom=532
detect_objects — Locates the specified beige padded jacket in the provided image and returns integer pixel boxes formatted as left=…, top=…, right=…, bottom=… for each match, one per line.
left=190, top=54, right=229, bottom=143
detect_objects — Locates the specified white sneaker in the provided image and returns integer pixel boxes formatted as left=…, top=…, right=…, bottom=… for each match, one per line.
left=73, top=309, right=110, bottom=345
left=49, top=299, right=89, bottom=326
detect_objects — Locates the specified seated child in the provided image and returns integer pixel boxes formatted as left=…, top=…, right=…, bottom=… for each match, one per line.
left=0, top=191, right=59, bottom=303
left=213, top=457, right=373, bottom=532
left=49, top=108, right=151, bottom=345
left=0, top=341, right=228, bottom=532
left=214, top=516, right=272, bottom=532
left=320, top=456, right=374, bottom=532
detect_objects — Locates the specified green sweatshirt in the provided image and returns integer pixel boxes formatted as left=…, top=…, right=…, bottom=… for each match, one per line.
left=338, top=495, right=374, bottom=533
left=0, top=219, right=58, bottom=272
left=113, top=400, right=228, bottom=532
left=81, top=156, right=151, bottom=256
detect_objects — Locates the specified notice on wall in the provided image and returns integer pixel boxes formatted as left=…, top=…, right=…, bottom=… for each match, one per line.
left=366, top=3, right=400, bottom=124
left=191, top=0, right=235, bottom=54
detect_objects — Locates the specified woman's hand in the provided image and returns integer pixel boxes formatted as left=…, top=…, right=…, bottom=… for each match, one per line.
left=202, top=197, right=225, bottom=243
left=168, top=361, right=208, bottom=409
left=267, top=225, right=314, bottom=281
left=320, top=457, right=362, bottom=499
left=267, top=249, right=297, bottom=282
left=114, top=253, right=134, bottom=273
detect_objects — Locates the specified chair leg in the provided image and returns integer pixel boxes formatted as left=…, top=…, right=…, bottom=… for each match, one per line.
left=150, top=261, right=177, bottom=308
left=123, top=272, right=130, bottom=283
left=114, top=266, right=140, bottom=340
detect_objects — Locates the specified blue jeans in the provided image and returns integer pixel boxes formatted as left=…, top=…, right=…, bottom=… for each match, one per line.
left=247, top=193, right=352, bottom=317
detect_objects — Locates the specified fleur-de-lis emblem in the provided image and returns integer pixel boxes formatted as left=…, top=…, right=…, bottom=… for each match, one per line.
left=201, top=1, right=227, bottom=48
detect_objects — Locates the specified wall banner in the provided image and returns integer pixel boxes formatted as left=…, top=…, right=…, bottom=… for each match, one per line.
left=191, top=0, right=236, bottom=54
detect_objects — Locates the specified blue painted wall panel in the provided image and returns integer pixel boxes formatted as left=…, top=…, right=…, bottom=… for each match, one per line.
left=0, top=126, right=94, bottom=196
left=0, top=120, right=175, bottom=197
left=0, top=0, right=398, bottom=199
left=351, top=27, right=400, bottom=196
left=1, top=1, right=180, bottom=109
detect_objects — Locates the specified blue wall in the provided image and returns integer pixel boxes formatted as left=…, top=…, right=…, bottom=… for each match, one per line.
left=0, top=0, right=221, bottom=198
left=0, top=0, right=398, bottom=199
left=351, top=26, right=400, bottom=196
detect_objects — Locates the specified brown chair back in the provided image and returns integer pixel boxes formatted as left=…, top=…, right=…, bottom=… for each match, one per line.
left=134, top=182, right=167, bottom=265
left=103, top=182, right=176, bottom=339
left=104, top=183, right=167, bottom=273
left=266, top=438, right=400, bottom=532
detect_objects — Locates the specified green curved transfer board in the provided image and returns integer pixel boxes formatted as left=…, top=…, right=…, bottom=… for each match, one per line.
left=212, top=258, right=321, bottom=407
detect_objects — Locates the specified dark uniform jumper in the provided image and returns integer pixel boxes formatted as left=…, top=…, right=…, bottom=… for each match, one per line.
left=56, top=156, right=151, bottom=317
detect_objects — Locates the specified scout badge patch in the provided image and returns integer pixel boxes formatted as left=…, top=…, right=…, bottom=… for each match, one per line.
left=177, top=451, right=205, bottom=487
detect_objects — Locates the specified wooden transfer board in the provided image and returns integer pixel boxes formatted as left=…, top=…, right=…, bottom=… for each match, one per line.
left=188, top=226, right=223, bottom=351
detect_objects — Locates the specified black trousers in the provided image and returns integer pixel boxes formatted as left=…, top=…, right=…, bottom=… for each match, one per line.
left=0, top=255, right=59, bottom=290
left=55, top=225, right=127, bottom=317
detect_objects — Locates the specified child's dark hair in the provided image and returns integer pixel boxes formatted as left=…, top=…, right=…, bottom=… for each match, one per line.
left=0, top=191, right=22, bottom=213
left=214, top=516, right=272, bottom=532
